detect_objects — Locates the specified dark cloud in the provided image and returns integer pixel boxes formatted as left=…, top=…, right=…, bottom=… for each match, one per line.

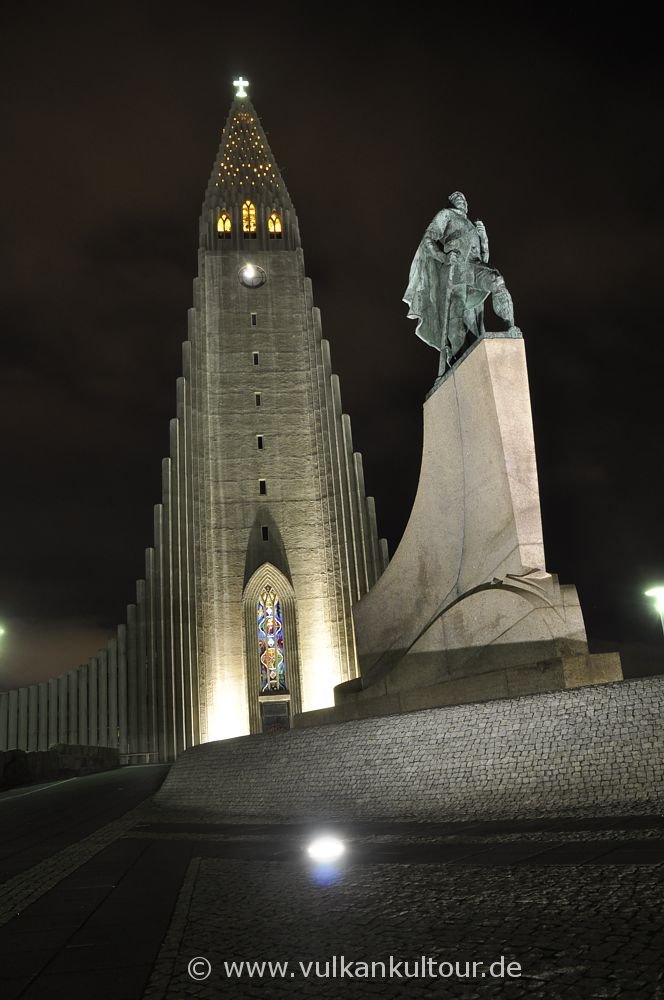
left=1, top=2, right=664, bottom=685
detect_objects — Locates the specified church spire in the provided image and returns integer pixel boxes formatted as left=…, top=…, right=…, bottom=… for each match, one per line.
left=199, top=79, right=300, bottom=251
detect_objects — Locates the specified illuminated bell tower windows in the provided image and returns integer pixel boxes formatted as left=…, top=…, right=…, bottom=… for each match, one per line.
left=217, top=211, right=232, bottom=238
left=242, top=200, right=257, bottom=238
left=268, top=211, right=283, bottom=239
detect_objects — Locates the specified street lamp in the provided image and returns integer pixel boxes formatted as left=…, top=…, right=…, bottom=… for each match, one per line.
left=645, top=587, right=664, bottom=638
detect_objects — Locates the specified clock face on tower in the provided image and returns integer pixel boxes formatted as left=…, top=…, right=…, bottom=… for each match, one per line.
left=238, top=263, right=266, bottom=288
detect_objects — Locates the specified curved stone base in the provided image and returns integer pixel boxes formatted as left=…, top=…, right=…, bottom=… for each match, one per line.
left=154, top=677, right=664, bottom=822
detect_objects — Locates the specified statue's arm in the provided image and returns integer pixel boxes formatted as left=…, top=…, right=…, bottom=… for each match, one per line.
left=422, top=226, right=446, bottom=262
left=476, top=219, right=490, bottom=263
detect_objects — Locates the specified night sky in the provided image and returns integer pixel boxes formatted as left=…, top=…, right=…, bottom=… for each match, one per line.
left=2, top=4, right=663, bottom=689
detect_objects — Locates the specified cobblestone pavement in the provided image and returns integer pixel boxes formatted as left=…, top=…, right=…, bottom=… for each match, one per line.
left=1, top=804, right=664, bottom=998
left=141, top=827, right=664, bottom=1000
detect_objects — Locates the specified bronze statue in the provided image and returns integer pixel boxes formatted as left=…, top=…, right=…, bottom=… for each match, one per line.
left=404, top=192, right=515, bottom=374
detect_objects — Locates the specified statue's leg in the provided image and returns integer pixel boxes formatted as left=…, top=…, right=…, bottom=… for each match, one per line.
left=491, top=277, right=515, bottom=327
left=438, top=341, right=451, bottom=376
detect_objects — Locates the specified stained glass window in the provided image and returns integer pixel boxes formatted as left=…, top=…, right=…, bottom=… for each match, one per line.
left=257, top=585, right=288, bottom=694
left=242, top=200, right=257, bottom=236
left=217, top=211, right=232, bottom=237
left=268, top=211, right=283, bottom=238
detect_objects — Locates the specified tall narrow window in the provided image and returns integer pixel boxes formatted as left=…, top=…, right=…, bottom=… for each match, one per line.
left=261, top=526, right=269, bottom=541
left=253, top=352, right=260, bottom=366
left=255, top=392, right=261, bottom=406
left=257, top=585, right=288, bottom=693
left=242, top=200, right=257, bottom=237
left=259, top=479, right=267, bottom=495
left=251, top=312, right=257, bottom=326
left=268, top=211, right=283, bottom=239
left=217, top=211, right=232, bottom=238
left=257, top=435, right=264, bottom=450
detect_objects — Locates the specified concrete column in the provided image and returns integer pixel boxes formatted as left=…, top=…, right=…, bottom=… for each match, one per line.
left=28, top=685, right=39, bottom=751
left=181, top=359, right=200, bottom=745
left=342, top=416, right=369, bottom=594
left=98, top=648, right=108, bottom=747
left=58, top=676, right=68, bottom=743
left=68, top=671, right=78, bottom=744
left=17, top=688, right=28, bottom=750
left=330, top=373, right=360, bottom=601
left=136, top=580, right=148, bottom=755
left=48, top=678, right=58, bottom=746
left=153, top=505, right=169, bottom=762
left=319, top=344, right=356, bottom=682
left=118, top=624, right=128, bottom=755
left=127, top=603, right=138, bottom=756
left=0, top=691, right=9, bottom=751
left=88, top=657, right=98, bottom=746
left=161, top=459, right=176, bottom=761
left=108, top=638, right=119, bottom=749
left=366, top=496, right=381, bottom=587
left=187, top=316, right=208, bottom=742
left=189, top=307, right=211, bottom=743
left=145, top=548, right=158, bottom=757
left=170, top=418, right=185, bottom=755
left=8, top=690, right=18, bottom=749
left=379, top=537, right=390, bottom=575
left=353, top=452, right=373, bottom=592
left=176, top=381, right=195, bottom=748
left=78, top=664, right=88, bottom=745
left=38, top=683, right=48, bottom=750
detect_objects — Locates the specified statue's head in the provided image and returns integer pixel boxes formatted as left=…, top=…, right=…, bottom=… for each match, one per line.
left=448, top=191, right=468, bottom=214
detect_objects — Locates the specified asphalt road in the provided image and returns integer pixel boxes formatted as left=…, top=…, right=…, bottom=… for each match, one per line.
left=0, top=765, right=169, bottom=884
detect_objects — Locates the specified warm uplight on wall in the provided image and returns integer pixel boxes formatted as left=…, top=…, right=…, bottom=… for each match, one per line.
left=206, top=686, right=249, bottom=742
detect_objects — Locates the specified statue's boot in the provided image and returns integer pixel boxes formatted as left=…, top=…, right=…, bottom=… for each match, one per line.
left=491, top=280, right=515, bottom=327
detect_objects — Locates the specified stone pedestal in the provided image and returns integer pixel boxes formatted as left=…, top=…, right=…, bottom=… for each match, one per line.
left=341, top=331, right=621, bottom=718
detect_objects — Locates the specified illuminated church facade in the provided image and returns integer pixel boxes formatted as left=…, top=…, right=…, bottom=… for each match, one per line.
left=0, top=80, right=387, bottom=762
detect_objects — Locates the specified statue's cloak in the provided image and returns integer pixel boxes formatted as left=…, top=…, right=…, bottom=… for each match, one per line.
left=404, top=209, right=491, bottom=357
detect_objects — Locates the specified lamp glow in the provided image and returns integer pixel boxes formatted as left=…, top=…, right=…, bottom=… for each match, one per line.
left=0, top=626, right=5, bottom=636
left=307, top=836, right=345, bottom=863
left=645, top=587, right=664, bottom=614
left=645, top=586, right=664, bottom=640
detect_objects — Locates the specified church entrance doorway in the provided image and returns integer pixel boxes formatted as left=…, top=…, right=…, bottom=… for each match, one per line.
left=259, top=696, right=290, bottom=734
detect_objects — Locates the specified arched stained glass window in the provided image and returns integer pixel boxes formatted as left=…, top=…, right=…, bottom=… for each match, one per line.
left=242, top=200, right=257, bottom=237
left=268, top=211, right=283, bottom=239
left=217, top=211, right=232, bottom=238
left=257, top=585, right=288, bottom=694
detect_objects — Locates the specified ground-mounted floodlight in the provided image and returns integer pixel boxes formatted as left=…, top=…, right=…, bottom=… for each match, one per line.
left=306, top=835, right=346, bottom=887
left=306, top=835, right=345, bottom=863
left=0, top=625, right=5, bottom=637
left=645, top=586, right=664, bottom=638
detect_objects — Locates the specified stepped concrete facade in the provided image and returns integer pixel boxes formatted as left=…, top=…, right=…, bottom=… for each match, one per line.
left=0, top=89, right=387, bottom=763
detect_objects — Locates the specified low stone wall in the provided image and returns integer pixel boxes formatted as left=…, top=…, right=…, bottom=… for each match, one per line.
left=155, top=677, right=664, bottom=822
left=0, top=744, right=120, bottom=790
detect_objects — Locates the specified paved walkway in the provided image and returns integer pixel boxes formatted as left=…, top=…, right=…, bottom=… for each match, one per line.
left=0, top=772, right=663, bottom=998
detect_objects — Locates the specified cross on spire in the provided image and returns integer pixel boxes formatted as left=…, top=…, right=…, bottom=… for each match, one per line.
left=233, top=76, right=249, bottom=98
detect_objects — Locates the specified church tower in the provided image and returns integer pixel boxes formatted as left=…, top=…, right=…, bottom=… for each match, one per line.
left=0, top=80, right=387, bottom=764
left=172, top=79, right=387, bottom=746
